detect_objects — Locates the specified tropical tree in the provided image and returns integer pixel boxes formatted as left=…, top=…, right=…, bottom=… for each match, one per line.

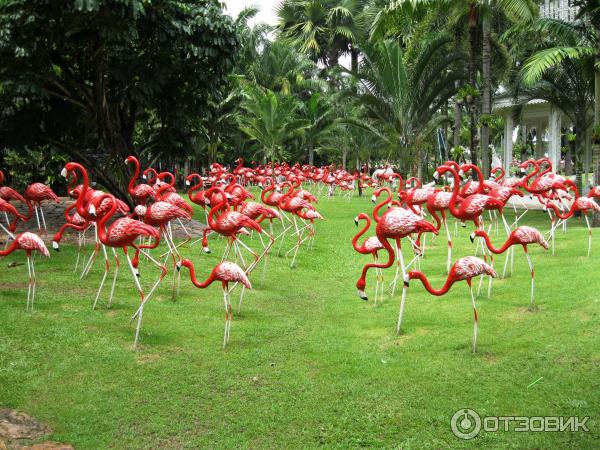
left=346, top=35, right=466, bottom=178
left=276, top=0, right=367, bottom=72
left=0, top=0, right=238, bottom=201
left=517, top=15, right=595, bottom=195
left=369, top=0, right=536, bottom=177
left=238, top=87, right=309, bottom=175
left=301, top=92, right=337, bottom=164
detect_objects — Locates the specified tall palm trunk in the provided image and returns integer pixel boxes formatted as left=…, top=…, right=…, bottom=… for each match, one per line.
left=593, top=29, right=600, bottom=226
left=480, top=3, right=491, bottom=178
left=468, top=4, right=479, bottom=174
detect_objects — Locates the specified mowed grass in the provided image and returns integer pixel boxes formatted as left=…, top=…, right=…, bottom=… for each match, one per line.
left=1, top=191, right=599, bottom=449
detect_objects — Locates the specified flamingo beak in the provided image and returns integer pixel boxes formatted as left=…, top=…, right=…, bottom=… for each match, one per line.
left=52, top=241, right=59, bottom=251
left=403, top=274, right=410, bottom=287
left=185, top=180, right=190, bottom=186
left=469, top=232, right=475, bottom=243
left=176, top=261, right=182, bottom=271
left=203, top=246, right=211, bottom=254
left=433, top=171, right=439, bottom=180
left=89, top=204, right=96, bottom=216
left=371, top=195, right=376, bottom=203
left=354, top=217, right=359, bottom=226
left=142, top=174, right=147, bottom=180
left=60, top=168, right=68, bottom=179
left=357, top=289, right=368, bottom=301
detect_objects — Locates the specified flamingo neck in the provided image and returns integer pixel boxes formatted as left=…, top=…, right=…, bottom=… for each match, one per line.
left=188, top=176, right=203, bottom=201
left=97, top=196, right=117, bottom=245
left=72, top=164, right=90, bottom=218
left=478, top=231, right=511, bottom=254
left=128, top=158, right=140, bottom=194
left=352, top=218, right=371, bottom=253
left=0, top=239, right=18, bottom=256
left=446, top=168, right=461, bottom=218
left=411, top=272, right=454, bottom=296
left=185, top=261, right=216, bottom=288
left=373, top=187, right=392, bottom=223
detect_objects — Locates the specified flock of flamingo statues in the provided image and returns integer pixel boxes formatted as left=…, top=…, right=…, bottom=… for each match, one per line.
left=0, top=158, right=333, bottom=348
left=1, top=156, right=599, bottom=352
left=353, top=158, right=599, bottom=353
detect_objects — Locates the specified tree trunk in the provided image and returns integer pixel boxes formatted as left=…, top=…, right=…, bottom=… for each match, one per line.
left=342, top=148, right=347, bottom=169
left=468, top=5, right=479, bottom=173
left=308, top=146, right=314, bottom=165
left=480, top=4, right=491, bottom=178
left=453, top=96, right=461, bottom=157
left=565, top=141, right=574, bottom=176
left=442, top=100, right=449, bottom=163
left=593, top=29, right=600, bottom=226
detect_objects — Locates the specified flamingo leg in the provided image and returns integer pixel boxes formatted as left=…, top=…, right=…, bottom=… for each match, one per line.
left=396, top=277, right=408, bottom=334
left=33, top=205, right=41, bottom=233
left=30, top=255, right=37, bottom=310
left=524, top=249, right=535, bottom=309
left=39, top=206, right=48, bottom=235
left=468, top=280, right=478, bottom=353
left=0, top=221, right=15, bottom=240
left=107, top=248, right=119, bottom=308
left=585, top=215, right=592, bottom=257
left=26, top=255, right=32, bottom=310
left=444, top=216, right=452, bottom=274
left=92, top=244, right=110, bottom=310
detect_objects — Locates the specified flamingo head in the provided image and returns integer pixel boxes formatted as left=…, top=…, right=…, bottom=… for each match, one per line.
left=52, top=239, right=60, bottom=251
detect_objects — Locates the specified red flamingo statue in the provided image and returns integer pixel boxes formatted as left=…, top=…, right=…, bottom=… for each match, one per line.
left=125, top=156, right=156, bottom=205
left=471, top=226, right=548, bottom=308
left=177, top=258, right=252, bottom=347
left=355, top=194, right=438, bottom=301
left=0, top=232, right=49, bottom=310
left=352, top=213, right=385, bottom=305
left=91, top=194, right=166, bottom=348
left=402, top=256, right=497, bottom=353
left=24, top=182, right=59, bottom=234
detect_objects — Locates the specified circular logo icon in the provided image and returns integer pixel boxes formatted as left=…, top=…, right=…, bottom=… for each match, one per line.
left=451, top=408, right=481, bottom=440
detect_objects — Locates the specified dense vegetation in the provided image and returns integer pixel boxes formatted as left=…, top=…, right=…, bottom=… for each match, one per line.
left=0, top=0, right=599, bottom=197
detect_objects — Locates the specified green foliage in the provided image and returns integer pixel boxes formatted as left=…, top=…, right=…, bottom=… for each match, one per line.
left=0, top=0, right=239, bottom=199
left=238, top=87, right=309, bottom=170
left=3, top=147, right=67, bottom=192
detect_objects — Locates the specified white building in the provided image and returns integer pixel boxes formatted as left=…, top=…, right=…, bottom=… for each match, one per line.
left=493, top=0, right=592, bottom=182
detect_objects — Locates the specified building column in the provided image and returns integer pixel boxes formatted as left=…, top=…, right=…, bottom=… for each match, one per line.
left=535, top=122, right=544, bottom=158
left=585, top=129, right=591, bottom=190
left=504, top=113, right=514, bottom=174
left=549, top=106, right=561, bottom=173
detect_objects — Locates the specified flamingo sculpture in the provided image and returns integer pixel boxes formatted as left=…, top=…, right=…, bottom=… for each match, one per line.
left=470, top=226, right=548, bottom=308
left=352, top=213, right=385, bottom=305
left=401, top=256, right=497, bottom=353
left=125, top=156, right=156, bottom=205
left=0, top=198, right=26, bottom=238
left=90, top=194, right=166, bottom=348
left=24, top=182, right=59, bottom=234
left=355, top=197, right=437, bottom=301
left=0, top=232, right=49, bottom=310
left=177, top=258, right=252, bottom=347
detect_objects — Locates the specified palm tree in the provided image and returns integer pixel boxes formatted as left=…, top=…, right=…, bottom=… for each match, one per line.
left=238, top=87, right=309, bottom=176
left=369, top=0, right=536, bottom=177
left=519, top=16, right=595, bottom=194
left=518, top=2, right=599, bottom=220
left=301, top=92, right=337, bottom=164
left=276, top=0, right=367, bottom=72
left=346, top=35, right=466, bottom=178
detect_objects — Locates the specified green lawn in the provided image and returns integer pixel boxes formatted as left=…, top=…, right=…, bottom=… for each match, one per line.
left=1, top=193, right=599, bottom=449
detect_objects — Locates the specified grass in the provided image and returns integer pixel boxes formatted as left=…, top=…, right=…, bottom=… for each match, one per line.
left=1, top=191, right=599, bottom=449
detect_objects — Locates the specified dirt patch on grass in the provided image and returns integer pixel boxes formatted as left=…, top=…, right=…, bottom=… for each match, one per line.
left=136, top=353, right=162, bottom=364
left=0, top=284, right=27, bottom=290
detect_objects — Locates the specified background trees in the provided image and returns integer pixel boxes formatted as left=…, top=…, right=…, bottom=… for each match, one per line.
left=0, top=0, right=238, bottom=200
left=0, top=0, right=598, bottom=211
